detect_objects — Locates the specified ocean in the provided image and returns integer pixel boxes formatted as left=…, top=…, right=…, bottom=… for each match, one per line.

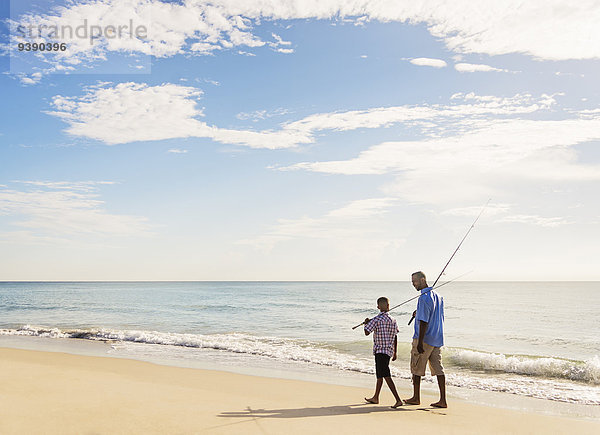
left=1, top=281, right=599, bottom=413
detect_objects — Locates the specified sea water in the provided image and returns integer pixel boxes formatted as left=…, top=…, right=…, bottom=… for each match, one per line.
left=0, top=281, right=598, bottom=411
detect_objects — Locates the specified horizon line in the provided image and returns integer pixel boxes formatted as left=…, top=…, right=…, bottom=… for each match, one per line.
left=1, top=280, right=598, bottom=283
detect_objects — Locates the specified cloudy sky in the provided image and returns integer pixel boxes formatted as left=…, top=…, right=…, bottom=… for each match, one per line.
left=1, top=0, right=599, bottom=280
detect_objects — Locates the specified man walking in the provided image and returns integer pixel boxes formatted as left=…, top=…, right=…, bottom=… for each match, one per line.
left=404, top=271, right=447, bottom=408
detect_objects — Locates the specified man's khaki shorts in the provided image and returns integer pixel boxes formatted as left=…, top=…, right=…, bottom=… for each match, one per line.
left=410, top=338, right=444, bottom=376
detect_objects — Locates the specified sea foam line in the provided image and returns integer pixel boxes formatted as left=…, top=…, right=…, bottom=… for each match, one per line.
left=446, top=348, right=600, bottom=384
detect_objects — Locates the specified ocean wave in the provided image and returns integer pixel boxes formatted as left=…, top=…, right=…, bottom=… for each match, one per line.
left=0, top=305, right=67, bottom=311
left=446, top=348, right=600, bottom=384
left=0, top=325, right=377, bottom=374
left=1, top=325, right=599, bottom=405
left=343, top=307, right=412, bottom=316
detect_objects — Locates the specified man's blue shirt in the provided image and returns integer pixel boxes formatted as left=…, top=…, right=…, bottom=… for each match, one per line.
left=412, top=287, right=444, bottom=347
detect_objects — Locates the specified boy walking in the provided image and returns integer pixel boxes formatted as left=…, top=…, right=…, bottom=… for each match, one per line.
left=364, top=297, right=403, bottom=408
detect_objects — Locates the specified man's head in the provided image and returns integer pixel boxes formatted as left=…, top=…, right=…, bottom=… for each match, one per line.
left=411, top=271, right=428, bottom=291
left=377, top=296, right=390, bottom=312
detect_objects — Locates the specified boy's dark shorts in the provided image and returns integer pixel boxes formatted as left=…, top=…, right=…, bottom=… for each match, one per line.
left=375, top=353, right=391, bottom=378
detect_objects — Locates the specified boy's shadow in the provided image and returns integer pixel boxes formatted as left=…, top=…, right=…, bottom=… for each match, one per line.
left=219, top=403, right=434, bottom=419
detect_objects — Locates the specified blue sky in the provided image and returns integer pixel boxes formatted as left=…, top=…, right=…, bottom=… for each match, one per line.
left=1, top=1, right=599, bottom=280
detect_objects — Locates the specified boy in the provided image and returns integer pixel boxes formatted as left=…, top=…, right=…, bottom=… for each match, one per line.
left=364, top=296, right=403, bottom=408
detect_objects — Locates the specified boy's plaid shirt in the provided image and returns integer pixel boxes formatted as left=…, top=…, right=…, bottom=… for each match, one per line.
left=364, top=312, right=398, bottom=357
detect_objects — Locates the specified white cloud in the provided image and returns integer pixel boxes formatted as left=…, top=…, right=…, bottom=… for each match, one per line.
left=46, top=82, right=210, bottom=145
left=441, top=203, right=573, bottom=228
left=578, top=109, right=600, bottom=115
left=271, top=32, right=291, bottom=46
left=236, top=107, right=291, bottom=121
left=325, top=197, right=399, bottom=219
left=282, top=112, right=600, bottom=204
left=497, top=214, right=571, bottom=227
left=48, top=84, right=559, bottom=149
left=454, top=63, right=509, bottom=73
left=410, top=57, right=447, bottom=68
left=47, top=85, right=560, bottom=150
left=555, top=71, right=585, bottom=78
left=203, top=78, right=221, bottom=86
left=168, top=148, right=188, bottom=153
left=46, top=82, right=304, bottom=149
left=46, top=82, right=309, bottom=149
left=0, top=181, right=151, bottom=239
left=287, top=117, right=600, bottom=176
left=280, top=93, right=555, bottom=136
left=8, top=0, right=599, bottom=80
left=9, top=0, right=260, bottom=60
left=441, top=204, right=573, bottom=230
left=238, top=197, right=399, bottom=251
left=190, top=42, right=222, bottom=55
left=442, top=203, right=511, bottom=217
left=14, top=180, right=117, bottom=191
left=18, top=72, right=43, bottom=85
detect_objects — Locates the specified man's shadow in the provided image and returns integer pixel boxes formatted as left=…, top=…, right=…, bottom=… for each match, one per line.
left=219, top=403, right=442, bottom=419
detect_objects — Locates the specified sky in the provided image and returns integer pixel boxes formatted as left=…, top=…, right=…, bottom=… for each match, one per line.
left=0, top=0, right=599, bottom=281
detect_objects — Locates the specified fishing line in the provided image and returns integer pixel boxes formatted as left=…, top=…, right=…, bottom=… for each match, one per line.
left=351, top=271, right=470, bottom=330
left=351, top=199, right=489, bottom=330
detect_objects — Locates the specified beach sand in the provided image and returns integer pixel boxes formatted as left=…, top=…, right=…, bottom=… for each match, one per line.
left=1, top=347, right=598, bottom=434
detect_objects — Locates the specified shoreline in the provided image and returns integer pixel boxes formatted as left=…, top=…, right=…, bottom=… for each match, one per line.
left=1, top=346, right=599, bottom=434
left=1, top=334, right=599, bottom=421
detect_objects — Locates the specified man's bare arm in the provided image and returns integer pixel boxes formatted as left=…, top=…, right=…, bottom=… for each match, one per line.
left=417, top=320, right=428, bottom=353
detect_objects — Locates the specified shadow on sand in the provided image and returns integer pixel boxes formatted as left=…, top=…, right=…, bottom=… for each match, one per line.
left=219, top=403, right=446, bottom=419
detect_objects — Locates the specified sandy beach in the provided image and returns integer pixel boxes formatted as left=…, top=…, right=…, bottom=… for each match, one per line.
left=1, top=347, right=598, bottom=434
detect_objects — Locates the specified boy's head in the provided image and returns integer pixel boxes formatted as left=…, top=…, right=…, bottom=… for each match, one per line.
left=377, top=296, right=389, bottom=312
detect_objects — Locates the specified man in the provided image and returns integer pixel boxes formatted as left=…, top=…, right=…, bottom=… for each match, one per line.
left=404, top=271, right=447, bottom=408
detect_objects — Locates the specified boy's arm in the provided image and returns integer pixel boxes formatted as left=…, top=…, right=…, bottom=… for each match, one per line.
left=392, top=335, right=397, bottom=361
left=365, top=317, right=377, bottom=335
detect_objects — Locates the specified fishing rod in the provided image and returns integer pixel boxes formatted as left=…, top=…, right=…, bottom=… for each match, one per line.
left=350, top=271, right=470, bottom=330
left=351, top=199, right=489, bottom=330
left=406, top=199, right=489, bottom=324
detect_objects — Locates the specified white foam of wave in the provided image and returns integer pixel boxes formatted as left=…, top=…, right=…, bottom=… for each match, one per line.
left=0, top=325, right=71, bottom=338
left=444, top=372, right=600, bottom=405
left=0, top=325, right=377, bottom=375
left=2, top=325, right=599, bottom=405
left=447, top=349, right=600, bottom=384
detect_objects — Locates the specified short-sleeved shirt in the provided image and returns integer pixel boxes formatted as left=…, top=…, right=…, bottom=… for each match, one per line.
left=412, top=287, right=444, bottom=348
left=365, top=311, right=399, bottom=357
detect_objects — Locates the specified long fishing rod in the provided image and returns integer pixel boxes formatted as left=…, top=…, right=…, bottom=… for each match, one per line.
left=350, top=271, right=470, bottom=330
left=427, top=199, right=489, bottom=290
left=351, top=199, right=489, bottom=330
left=405, top=199, right=489, bottom=324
